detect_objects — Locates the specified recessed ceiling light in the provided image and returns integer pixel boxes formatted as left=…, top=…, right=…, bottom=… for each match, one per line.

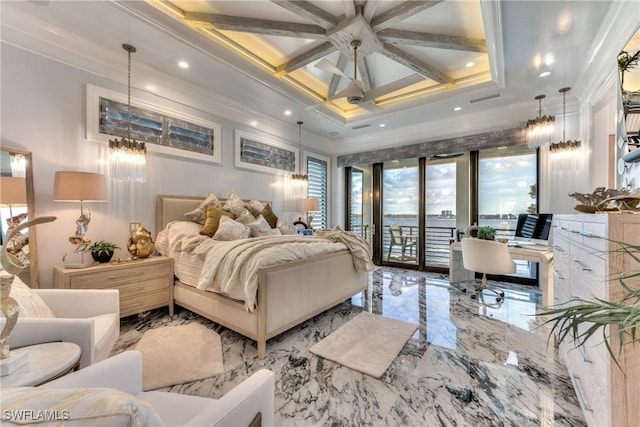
left=329, top=131, right=339, bottom=136
left=249, top=120, right=258, bottom=127
left=284, top=110, right=292, bottom=116
left=539, top=71, right=551, bottom=77
left=178, top=61, right=189, bottom=69
left=454, top=106, right=462, bottom=111
left=379, top=123, right=386, bottom=128
left=465, top=62, right=474, bottom=68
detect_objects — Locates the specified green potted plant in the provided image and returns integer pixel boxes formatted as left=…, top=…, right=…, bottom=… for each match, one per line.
left=477, top=226, right=496, bottom=240
left=88, top=240, right=120, bottom=263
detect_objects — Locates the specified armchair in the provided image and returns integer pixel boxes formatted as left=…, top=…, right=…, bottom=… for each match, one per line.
left=8, top=288, right=119, bottom=368
left=41, top=350, right=275, bottom=427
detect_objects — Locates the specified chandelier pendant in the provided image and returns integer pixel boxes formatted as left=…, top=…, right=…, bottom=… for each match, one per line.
left=292, top=121, right=308, bottom=182
left=549, top=87, right=581, bottom=153
left=525, top=94, right=555, bottom=149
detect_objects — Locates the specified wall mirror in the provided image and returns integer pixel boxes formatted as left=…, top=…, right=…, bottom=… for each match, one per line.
left=0, top=146, right=41, bottom=288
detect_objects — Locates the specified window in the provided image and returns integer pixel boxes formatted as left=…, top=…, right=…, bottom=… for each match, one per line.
left=307, top=155, right=328, bottom=229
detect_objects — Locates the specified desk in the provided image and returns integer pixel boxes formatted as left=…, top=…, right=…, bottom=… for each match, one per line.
left=449, top=241, right=554, bottom=307
left=2, top=342, right=81, bottom=387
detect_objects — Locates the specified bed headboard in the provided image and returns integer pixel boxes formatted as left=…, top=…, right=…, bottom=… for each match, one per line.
left=156, top=195, right=205, bottom=232
left=156, top=195, right=272, bottom=232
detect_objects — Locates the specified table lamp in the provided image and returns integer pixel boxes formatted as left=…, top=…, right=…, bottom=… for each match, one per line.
left=302, top=198, right=319, bottom=229
left=53, top=171, right=107, bottom=268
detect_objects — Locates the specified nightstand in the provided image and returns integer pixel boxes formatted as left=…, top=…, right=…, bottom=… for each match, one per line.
left=53, top=256, right=174, bottom=317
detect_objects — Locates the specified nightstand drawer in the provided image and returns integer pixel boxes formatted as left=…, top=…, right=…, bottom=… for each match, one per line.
left=114, top=277, right=169, bottom=299
left=121, top=289, right=171, bottom=317
left=68, top=262, right=172, bottom=288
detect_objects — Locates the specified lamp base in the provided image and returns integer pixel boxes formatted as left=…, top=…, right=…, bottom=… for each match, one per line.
left=63, top=252, right=96, bottom=269
left=0, top=349, right=29, bottom=376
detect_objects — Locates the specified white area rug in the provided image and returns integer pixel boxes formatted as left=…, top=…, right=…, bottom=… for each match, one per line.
left=309, top=312, right=417, bottom=378
left=135, top=322, right=224, bottom=390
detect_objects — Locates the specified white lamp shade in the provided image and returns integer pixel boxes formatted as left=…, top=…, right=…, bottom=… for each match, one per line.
left=53, top=171, right=107, bottom=202
left=0, top=177, right=27, bottom=206
left=302, top=198, right=319, bottom=212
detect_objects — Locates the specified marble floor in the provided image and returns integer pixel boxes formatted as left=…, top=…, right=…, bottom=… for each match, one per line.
left=114, top=268, right=586, bottom=426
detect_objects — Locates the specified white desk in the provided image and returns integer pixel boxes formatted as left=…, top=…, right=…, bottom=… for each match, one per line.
left=449, top=241, right=554, bottom=307
left=2, top=342, right=81, bottom=387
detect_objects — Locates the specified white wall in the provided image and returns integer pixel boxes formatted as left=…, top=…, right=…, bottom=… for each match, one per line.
left=1, top=44, right=329, bottom=287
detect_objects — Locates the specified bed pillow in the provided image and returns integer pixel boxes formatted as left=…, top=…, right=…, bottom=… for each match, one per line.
left=213, top=216, right=251, bottom=241
left=200, top=205, right=234, bottom=237
left=222, top=192, right=246, bottom=217
left=276, top=217, right=298, bottom=235
left=185, top=193, right=221, bottom=225
left=247, top=215, right=272, bottom=237
left=260, top=203, right=278, bottom=228
left=235, top=209, right=256, bottom=225
left=6, top=275, right=56, bottom=318
left=245, top=200, right=264, bottom=217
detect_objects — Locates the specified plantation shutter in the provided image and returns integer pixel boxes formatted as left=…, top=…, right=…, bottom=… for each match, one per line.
left=307, top=156, right=328, bottom=229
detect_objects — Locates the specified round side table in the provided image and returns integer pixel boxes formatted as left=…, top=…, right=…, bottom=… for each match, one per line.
left=2, top=342, right=81, bottom=387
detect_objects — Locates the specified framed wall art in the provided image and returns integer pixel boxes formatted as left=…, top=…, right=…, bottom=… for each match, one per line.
left=234, top=129, right=297, bottom=175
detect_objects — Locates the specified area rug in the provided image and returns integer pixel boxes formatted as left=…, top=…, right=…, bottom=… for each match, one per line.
left=309, top=312, right=417, bottom=378
left=134, top=322, right=224, bottom=390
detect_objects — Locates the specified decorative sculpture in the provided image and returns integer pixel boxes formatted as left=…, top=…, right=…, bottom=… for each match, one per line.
left=569, top=187, right=631, bottom=213
left=127, top=226, right=155, bottom=259
left=0, top=216, right=56, bottom=370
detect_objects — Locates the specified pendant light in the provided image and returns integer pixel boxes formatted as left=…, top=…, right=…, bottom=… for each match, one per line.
left=109, top=43, right=147, bottom=183
left=525, top=94, right=555, bottom=149
left=292, top=121, right=308, bottom=182
left=549, top=87, right=581, bottom=152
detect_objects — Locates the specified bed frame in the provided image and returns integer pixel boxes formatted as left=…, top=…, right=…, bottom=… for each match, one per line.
left=156, top=195, right=368, bottom=359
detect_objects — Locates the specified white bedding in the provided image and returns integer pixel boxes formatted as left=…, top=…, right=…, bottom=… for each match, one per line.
left=157, top=221, right=365, bottom=311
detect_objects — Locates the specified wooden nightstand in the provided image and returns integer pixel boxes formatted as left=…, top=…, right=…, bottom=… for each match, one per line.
left=53, top=256, right=174, bottom=317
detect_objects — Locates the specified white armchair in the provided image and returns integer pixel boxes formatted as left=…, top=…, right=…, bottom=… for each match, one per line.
left=41, top=350, right=275, bottom=427
left=9, top=288, right=120, bottom=368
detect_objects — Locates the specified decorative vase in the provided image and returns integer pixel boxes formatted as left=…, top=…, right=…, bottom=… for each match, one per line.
left=91, top=251, right=114, bottom=263
left=127, top=226, right=154, bottom=258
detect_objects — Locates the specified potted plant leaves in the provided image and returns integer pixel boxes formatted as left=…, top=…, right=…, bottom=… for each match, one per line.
left=89, top=240, right=120, bottom=263
left=477, top=226, right=496, bottom=240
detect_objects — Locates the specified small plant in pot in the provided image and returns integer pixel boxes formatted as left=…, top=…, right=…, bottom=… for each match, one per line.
left=477, top=226, right=496, bottom=240
left=89, top=240, right=120, bottom=263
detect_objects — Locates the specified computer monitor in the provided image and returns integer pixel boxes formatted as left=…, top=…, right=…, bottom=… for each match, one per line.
left=514, top=213, right=553, bottom=246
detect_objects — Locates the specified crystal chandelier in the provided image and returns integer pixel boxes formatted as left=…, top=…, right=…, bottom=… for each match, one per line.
left=292, top=121, right=308, bottom=182
left=549, top=87, right=581, bottom=153
left=525, top=94, right=555, bottom=149
left=109, top=44, right=147, bottom=183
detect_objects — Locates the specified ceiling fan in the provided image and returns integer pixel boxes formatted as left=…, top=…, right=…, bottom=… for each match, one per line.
left=309, top=40, right=423, bottom=112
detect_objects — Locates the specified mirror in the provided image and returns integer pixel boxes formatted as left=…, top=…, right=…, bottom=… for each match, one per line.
left=0, top=147, right=40, bottom=288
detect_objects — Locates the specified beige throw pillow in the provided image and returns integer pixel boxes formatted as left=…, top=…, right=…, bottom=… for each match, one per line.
left=247, top=216, right=272, bottom=237
left=6, top=275, right=55, bottom=318
left=260, top=203, right=278, bottom=228
left=245, top=200, right=265, bottom=217
left=256, top=228, right=282, bottom=237
left=184, top=193, right=221, bottom=225
left=213, top=216, right=251, bottom=241
left=222, top=192, right=245, bottom=217
left=235, top=209, right=256, bottom=225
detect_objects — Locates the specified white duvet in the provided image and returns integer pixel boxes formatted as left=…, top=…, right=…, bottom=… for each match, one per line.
left=157, top=221, right=351, bottom=311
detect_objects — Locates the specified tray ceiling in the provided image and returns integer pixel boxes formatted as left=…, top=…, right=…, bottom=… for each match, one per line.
left=150, top=0, right=492, bottom=119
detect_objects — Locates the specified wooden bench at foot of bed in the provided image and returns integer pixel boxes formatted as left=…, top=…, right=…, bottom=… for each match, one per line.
left=172, top=250, right=367, bottom=359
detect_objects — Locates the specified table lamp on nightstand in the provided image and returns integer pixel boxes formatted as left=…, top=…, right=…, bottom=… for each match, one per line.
left=302, top=198, right=319, bottom=229
left=53, top=171, right=107, bottom=268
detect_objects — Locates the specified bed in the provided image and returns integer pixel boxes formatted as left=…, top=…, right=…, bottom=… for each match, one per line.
left=156, top=195, right=370, bottom=359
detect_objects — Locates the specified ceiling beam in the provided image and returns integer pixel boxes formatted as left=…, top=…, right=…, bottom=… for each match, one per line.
left=275, top=41, right=336, bottom=75
left=362, top=0, right=378, bottom=23
left=381, top=43, right=453, bottom=85
left=378, top=29, right=487, bottom=53
left=271, top=0, right=337, bottom=30
left=328, top=53, right=349, bottom=96
left=371, top=1, right=443, bottom=32
left=184, top=12, right=325, bottom=39
left=343, top=0, right=356, bottom=19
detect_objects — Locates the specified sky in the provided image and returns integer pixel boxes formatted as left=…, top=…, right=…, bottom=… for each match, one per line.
left=352, top=153, right=537, bottom=216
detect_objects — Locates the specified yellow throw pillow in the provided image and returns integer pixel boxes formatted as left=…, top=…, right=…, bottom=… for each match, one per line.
left=200, top=205, right=234, bottom=237
left=260, top=203, right=278, bottom=228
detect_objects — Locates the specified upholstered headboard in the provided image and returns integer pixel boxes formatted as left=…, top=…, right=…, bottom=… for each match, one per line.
left=156, top=195, right=272, bottom=232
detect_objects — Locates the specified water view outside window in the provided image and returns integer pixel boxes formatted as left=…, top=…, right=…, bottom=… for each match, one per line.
left=383, top=160, right=419, bottom=264
left=425, top=160, right=457, bottom=266
left=350, top=170, right=364, bottom=234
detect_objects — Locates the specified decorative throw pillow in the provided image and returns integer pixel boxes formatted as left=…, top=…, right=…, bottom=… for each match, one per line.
left=256, top=228, right=282, bottom=237
left=6, top=275, right=56, bottom=318
left=247, top=215, right=272, bottom=237
left=213, top=216, right=251, bottom=241
left=184, top=193, right=221, bottom=225
left=276, top=217, right=298, bottom=235
left=200, top=205, right=234, bottom=237
left=235, top=209, right=256, bottom=225
left=260, top=203, right=278, bottom=228
left=245, top=200, right=264, bottom=217
left=222, top=192, right=245, bottom=217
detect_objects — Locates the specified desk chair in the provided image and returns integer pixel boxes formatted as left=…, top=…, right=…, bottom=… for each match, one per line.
left=461, top=238, right=516, bottom=302
left=387, top=224, right=417, bottom=261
